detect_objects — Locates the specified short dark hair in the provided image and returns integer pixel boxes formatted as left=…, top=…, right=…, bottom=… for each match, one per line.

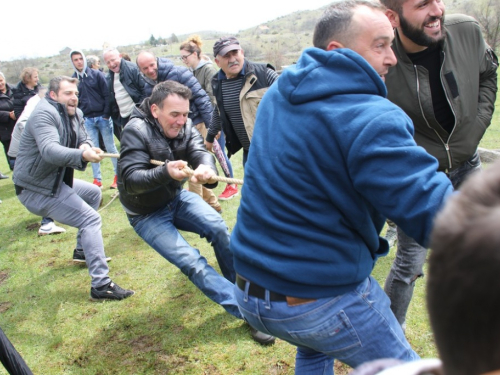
left=48, top=76, right=78, bottom=94
left=149, top=80, right=192, bottom=109
left=379, top=0, right=404, bottom=15
left=428, top=161, right=500, bottom=375
left=313, top=0, right=386, bottom=50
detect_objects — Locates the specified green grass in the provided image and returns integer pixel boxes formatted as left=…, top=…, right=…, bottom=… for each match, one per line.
left=0, top=104, right=499, bottom=374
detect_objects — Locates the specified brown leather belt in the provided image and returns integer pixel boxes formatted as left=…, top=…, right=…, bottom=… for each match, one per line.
left=236, top=275, right=316, bottom=306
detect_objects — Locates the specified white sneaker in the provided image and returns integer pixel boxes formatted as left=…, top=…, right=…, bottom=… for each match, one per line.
left=38, top=221, right=66, bottom=236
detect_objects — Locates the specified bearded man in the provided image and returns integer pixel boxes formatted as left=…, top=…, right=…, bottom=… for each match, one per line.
left=380, top=0, right=498, bottom=328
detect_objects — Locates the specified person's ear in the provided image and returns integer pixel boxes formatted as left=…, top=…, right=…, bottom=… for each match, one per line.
left=385, top=9, right=400, bottom=28
left=151, top=103, right=159, bottom=119
left=326, top=41, right=345, bottom=51
left=49, top=91, right=57, bottom=100
left=214, top=57, right=221, bottom=68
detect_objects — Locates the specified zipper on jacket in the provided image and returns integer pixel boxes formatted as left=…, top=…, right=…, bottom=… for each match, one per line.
left=439, top=50, right=458, bottom=172
left=414, top=65, right=453, bottom=172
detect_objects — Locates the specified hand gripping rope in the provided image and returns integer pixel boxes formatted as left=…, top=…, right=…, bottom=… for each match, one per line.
left=99, top=153, right=244, bottom=185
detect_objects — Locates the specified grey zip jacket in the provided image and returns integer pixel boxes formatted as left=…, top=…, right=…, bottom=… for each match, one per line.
left=13, top=95, right=91, bottom=197
left=385, top=14, right=498, bottom=173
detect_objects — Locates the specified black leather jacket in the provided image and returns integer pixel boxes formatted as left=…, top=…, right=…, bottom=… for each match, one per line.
left=118, top=99, right=218, bottom=215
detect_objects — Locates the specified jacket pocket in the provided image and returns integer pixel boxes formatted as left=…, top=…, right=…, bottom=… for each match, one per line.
left=241, top=88, right=268, bottom=141
left=444, top=72, right=459, bottom=99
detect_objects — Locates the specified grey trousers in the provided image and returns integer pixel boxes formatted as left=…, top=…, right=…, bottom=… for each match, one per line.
left=384, top=152, right=482, bottom=326
left=17, top=179, right=111, bottom=288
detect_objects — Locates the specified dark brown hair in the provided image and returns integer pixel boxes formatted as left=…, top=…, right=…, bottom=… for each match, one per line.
left=428, top=161, right=500, bottom=375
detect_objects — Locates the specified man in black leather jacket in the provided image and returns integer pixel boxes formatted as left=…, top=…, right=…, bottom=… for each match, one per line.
left=118, top=80, right=275, bottom=345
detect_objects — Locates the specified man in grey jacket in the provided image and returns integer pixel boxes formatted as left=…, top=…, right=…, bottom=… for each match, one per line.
left=380, top=0, right=498, bottom=328
left=13, top=76, right=134, bottom=301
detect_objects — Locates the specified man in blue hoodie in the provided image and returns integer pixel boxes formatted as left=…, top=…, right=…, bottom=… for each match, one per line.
left=231, top=0, right=453, bottom=373
left=70, top=50, right=119, bottom=189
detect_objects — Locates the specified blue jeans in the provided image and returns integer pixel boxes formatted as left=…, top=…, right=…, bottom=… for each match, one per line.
left=84, top=116, right=118, bottom=180
left=128, top=190, right=242, bottom=318
left=384, top=151, right=482, bottom=326
left=235, top=276, right=418, bottom=374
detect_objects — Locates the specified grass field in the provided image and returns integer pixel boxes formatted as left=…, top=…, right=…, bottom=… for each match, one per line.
left=0, top=99, right=498, bottom=374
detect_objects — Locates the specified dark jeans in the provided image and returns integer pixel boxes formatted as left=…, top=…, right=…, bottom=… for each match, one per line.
left=0, top=138, right=15, bottom=171
left=111, top=116, right=129, bottom=141
left=384, top=151, right=482, bottom=327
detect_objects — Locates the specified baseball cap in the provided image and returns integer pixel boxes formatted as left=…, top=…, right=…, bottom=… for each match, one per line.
left=213, top=36, right=241, bottom=57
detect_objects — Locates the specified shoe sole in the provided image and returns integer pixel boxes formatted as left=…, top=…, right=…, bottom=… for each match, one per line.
left=89, top=290, right=135, bottom=302
left=218, top=193, right=239, bottom=201
left=252, top=337, right=276, bottom=345
left=73, top=257, right=112, bottom=264
left=38, top=231, right=66, bottom=236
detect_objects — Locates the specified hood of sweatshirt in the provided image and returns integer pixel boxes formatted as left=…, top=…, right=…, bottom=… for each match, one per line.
left=278, top=47, right=387, bottom=106
left=69, top=49, right=88, bottom=78
left=195, top=58, right=211, bottom=70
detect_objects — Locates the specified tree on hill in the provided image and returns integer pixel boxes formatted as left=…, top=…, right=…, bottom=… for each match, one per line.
left=148, top=34, right=157, bottom=46
left=170, top=33, right=179, bottom=43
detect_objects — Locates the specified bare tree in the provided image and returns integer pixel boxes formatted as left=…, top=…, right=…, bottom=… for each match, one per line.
left=3, top=57, right=40, bottom=83
left=264, top=41, right=287, bottom=70
left=456, top=0, right=500, bottom=52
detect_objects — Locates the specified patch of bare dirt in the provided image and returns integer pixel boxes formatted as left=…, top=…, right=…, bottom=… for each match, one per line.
left=0, top=271, right=8, bottom=285
left=0, top=302, right=12, bottom=313
left=26, top=223, right=39, bottom=231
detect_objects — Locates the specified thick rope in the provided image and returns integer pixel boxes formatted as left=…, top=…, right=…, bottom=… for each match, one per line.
left=98, top=191, right=120, bottom=212
left=100, top=153, right=243, bottom=185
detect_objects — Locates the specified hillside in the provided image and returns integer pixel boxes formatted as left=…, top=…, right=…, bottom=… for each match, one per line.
left=0, top=7, right=326, bottom=85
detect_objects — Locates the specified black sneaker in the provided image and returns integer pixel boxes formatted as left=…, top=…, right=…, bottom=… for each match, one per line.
left=73, top=249, right=111, bottom=264
left=90, top=281, right=135, bottom=301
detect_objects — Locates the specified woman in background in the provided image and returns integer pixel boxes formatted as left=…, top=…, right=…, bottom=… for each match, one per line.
left=180, top=35, right=238, bottom=201
left=86, top=55, right=103, bottom=71
left=0, top=72, right=16, bottom=174
left=12, top=67, right=40, bottom=120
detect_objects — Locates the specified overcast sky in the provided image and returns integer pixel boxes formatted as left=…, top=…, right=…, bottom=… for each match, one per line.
left=1, top=0, right=334, bottom=61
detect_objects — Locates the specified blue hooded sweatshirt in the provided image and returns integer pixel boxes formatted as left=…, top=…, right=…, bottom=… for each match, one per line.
left=69, top=49, right=110, bottom=118
left=231, top=47, right=453, bottom=299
